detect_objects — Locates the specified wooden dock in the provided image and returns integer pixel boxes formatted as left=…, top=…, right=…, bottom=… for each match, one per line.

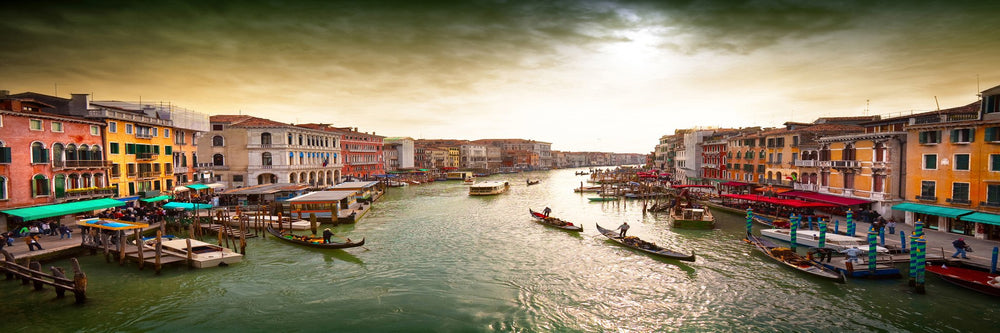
left=200, top=223, right=258, bottom=239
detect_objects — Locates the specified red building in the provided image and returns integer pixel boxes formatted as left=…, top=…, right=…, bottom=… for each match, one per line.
left=300, top=124, right=384, bottom=180
left=0, top=96, right=112, bottom=211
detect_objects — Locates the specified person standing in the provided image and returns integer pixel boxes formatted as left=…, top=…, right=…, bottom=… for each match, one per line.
left=886, top=219, right=896, bottom=235
left=543, top=207, right=552, bottom=217
left=841, top=246, right=861, bottom=263
left=952, top=238, right=969, bottom=259
left=25, top=234, right=43, bottom=251
left=322, top=228, right=334, bottom=244
left=616, top=222, right=630, bottom=238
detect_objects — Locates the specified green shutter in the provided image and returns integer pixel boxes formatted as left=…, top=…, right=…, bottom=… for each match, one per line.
left=969, top=128, right=975, bottom=142
left=126, top=143, right=135, bottom=154
left=987, top=127, right=996, bottom=142
left=919, top=132, right=926, bottom=144
left=110, top=142, right=119, bottom=154
left=993, top=155, right=1000, bottom=172
left=957, top=154, right=969, bottom=170
left=951, top=129, right=959, bottom=143
left=165, top=146, right=172, bottom=155
left=153, top=145, right=160, bottom=154
left=0, top=147, right=10, bottom=163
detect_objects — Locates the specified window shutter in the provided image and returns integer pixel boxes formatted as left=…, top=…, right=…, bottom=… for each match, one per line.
left=951, top=129, right=958, bottom=143
left=969, top=129, right=976, bottom=142
left=919, top=132, right=926, bottom=144
left=987, top=127, right=996, bottom=142
left=42, top=149, right=50, bottom=163
left=165, top=146, right=172, bottom=155
left=0, top=147, right=10, bottom=163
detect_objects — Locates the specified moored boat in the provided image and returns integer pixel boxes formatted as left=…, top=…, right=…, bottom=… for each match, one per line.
left=595, top=224, right=695, bottom=261
left=745, top=231, right=845, bottom=283
left=157, top=238, right=244, bottom=268
left=588, top=196, right=619, bottom=202
left=671, top=207, right=716, bottom=229
left=528, top=208, right=583, bottom=231
left=266, top=226, right=366, bottom=249
left=759, top=229, right=889, bottom=253
left=469, top=181, right=510, bottom=196
left=926, top=263, right=1000, bottom=297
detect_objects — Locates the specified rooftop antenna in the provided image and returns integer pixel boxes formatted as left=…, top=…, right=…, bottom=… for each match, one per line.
left=934, top=96, right=940, bottom=111
left=865, top=99, right=870, bottom=116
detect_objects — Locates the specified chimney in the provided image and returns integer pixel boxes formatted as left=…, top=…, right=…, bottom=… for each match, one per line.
left=69, top=93, right=90, bottom=116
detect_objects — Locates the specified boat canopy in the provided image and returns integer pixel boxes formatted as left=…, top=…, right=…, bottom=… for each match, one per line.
left=1, top=198, right=126, bottom=221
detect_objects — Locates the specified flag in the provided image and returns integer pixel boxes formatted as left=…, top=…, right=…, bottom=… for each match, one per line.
left=323, top=158, right=329, bottom=167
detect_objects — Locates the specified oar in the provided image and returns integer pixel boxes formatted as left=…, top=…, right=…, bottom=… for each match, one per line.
left=331, top=234, right=370, bottom=251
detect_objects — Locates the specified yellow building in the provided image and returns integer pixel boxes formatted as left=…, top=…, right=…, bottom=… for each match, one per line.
left=898, top=85, right=1000, bottom=240
left=89, top=101, right=179, bottom=198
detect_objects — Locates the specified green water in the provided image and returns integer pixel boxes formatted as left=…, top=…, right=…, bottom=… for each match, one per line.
left=2, top=168, right=997, bottom=332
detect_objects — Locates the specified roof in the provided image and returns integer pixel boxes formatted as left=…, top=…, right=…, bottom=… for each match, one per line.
left=862, top=101, right=980, bottom=124
left=1, top=198, right=127, bottom=221
left=210, top=114, right=292, bottom=128
left=221, top=183, right=309, bottom=195
left=331, top=181, right=380, bottom=189
left=285, top=191, right=354, bottom=203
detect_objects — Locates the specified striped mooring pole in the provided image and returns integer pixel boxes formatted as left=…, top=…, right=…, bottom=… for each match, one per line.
left=908, top=233, right=917, bottom=287
left=899, top=231, right=907, bottom=252
left=745, top=208, right=753, bottom=235
left=818, top=220, right=827, bottom=249
left=879, top=227, right=886, bottom=246
left=914, top=236, right=927, bottom=294
left=790, top=214, right=799, bottom=252
left=834, top=219, right=840, bottom=235
left=846, top=209, right=855, bottom=237
left=868, top=230, right=878, bottom=273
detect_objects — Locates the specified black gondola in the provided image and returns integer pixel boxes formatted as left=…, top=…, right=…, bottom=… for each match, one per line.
left=528, top=208, right=583, bottom=231
left=267, top=225, right=365, bottom=249
left=527, top=179, right=541, bottom=185
left=744, top=231, right=845, bottom=283
left=595, top=223, right=695, bottom=261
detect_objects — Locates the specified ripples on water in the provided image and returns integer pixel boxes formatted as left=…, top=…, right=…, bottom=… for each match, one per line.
left=2, top=169, right=999, bottom=332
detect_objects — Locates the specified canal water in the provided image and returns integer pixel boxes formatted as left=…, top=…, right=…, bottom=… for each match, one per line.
left=1, top=168, right=997, bottom=332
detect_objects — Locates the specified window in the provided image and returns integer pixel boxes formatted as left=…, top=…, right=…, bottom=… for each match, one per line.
left=0, top=143, right=10, bottom=164
left=164, top=146, right=172, bottom=155
left=262, top=152, right=272, bottom=166
left=110, top=142, right=120, bottom=154
left=844, top=172, right=855, bottom=189
left=109, top=122, right=117, bottom=133
left=0, top=176, right=6, bottom=200
left=32, top=174, right=50, bottom=196
left=125, top=124, right=133, bottom=134
left=985, top=95, right=999, bottom=114
left=777, top=153, right=783, bottom=163
left=261, top=133, right=272, bottom=145
left=126, top=143, right=136, bottom=154
left=952, top=183, right=970, bottom=203
left=923, top=154, right=937, bottom=170
left=90, top=125, right=100, bottom=136
left=791, top=152, right=798, bottom=164
left=213, top=154, right=224, bottom=166
left=951, top=128, right=974, bottom=143
left=920, top=181, right=936, bottom=199
left=759, top=150, right=765, bottom=158
left=110, top=164, right=120, bottom=177
left=987, top=127, right=1000, bottom=142
left=233, top=175, right=244, bottom=182
left=30, top=119, right=42, bottom=131
left=213, top=124, right=224, bottom=131
left=31, top=142, right=49, bottom=163
left=918, top=130, right=941, bottom=144
left=51, top=121, right=63, bottom=132
left=988, top=184, right=1000, bottom=205
left=954, top=154, right=970, bottom=171
left=992, top=154, right=1000, bottom=172
left=152, top=127, right=159, bottom=137
left=873, top=174, right=884, bottom=193
left=164, top=129, right=170, bottom=138
left=212, top=136, right=224, bottom=147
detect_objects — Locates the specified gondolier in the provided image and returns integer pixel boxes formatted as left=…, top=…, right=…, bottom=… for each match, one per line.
left=617, top=222, right=630, bottom=238
left=543, top=207, right=552, bottom=217
left=323, top=228, right=334, bottom=244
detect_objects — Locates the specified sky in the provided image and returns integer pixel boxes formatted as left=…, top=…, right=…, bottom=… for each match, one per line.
left=2, top=0, right=1000, bottom=154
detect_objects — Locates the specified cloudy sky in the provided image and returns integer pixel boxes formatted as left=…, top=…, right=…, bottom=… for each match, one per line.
left=3, top=0, right=999, bottom=153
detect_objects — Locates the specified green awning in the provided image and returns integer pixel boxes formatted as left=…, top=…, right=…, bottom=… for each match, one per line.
left=1, top=198, right=126, bottom=222
left=163, top=202, right=214, bottom=211
left=140, top=195, right=172, bottom=203
left=186, top=183, right=210, bottom=190
left=960, top=212, right=1000, bottom=226
left=891, top=202, right=973, bottom=218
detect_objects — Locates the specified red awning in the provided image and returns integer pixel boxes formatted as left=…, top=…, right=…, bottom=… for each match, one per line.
left=672, top=185, right=716, bottom=189
left=721, top=194, right=836, bottom=208
left=442, top=167, right=458, bottom=170
left=779, top=190, right=871, bottom=206
left=720, top=181, right=752, bottom=187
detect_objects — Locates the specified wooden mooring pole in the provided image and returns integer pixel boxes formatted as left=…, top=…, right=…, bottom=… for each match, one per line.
left=0, top=250, right=87, bottom=304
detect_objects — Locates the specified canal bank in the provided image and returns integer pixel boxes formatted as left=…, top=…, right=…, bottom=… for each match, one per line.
left=1, top=168, right=998, bottom=332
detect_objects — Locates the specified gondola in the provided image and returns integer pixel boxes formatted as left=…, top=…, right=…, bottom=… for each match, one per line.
left=528, top=209, right=583, bottom=231
left=926, top=262, right=1000, bottom=297
left=595, top=224, right=695, bottom=262
left=267, top=225, right=365, bottom=249
left=744, top=231, right=846, bottom=283
left=526, top=179, right=541, bottom=186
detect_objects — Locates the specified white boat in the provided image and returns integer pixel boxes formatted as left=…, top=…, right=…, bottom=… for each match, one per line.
left=463, top=177, right=476, bottom=185
left=445, top=171, right=474, bottom=180
left=469, top=181, right=510, bottom=196
left=760, top=229, right=889, bottom=253
left=157, top=238, right=244, bottom=268
left=573, top=186, right=603, bottom=193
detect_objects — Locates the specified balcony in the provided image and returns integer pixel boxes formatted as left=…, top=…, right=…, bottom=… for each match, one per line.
left=137, top=153, right=158, bottom=161
left=57, top=187, right=117, bottom=202
left=196, top=163, right=230, bottom=171
left=794, top=183, right=818, bottom=191
left=247, top=143, right=290, bottom=149
left=870, top=192, right=893, bottom=201
left=135, top=132, right=153, bottom=139
left=52, top=160, right=112, bottom=170
left=138, top=171, right=160, bottom=179
left=795, top=160, right=817, bottom=167
left=871, top=161, right=889, bottom=170
left=830, top=160, right=861, bottom=168
left=173, top=166, right=188, bottom=174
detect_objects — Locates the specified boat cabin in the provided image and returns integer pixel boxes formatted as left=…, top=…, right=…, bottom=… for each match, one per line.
left=446, top=171, right=475, bottom=180
left=469, top=181, right=510, bottom=196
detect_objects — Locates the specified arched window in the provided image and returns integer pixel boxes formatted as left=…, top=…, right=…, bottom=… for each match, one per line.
left=31, top=142, right=49, bottom=163
left=79, top=144, right=91, bottom=160
left=298, top=135, right=303, bottom=146
left=843, top=144, right=856, bottom=161
left=261, top=132, right=272, bottom=145
left=213, top=154, right=225, bottom=166
left=262, top=152, right=272, bottom=166
left=212, top=135, right=225, bottom=147
left=0, top=176, right=7, bottom=200
left=874, top=142, right=886, bottom=162
left=32, top=174, right=50, bottom=196
left=52, top=143, right=65, bottom=164
left=66, top=143, right=78, bottom=161
left=287, top=133, right=293, bottom=145
left=91, top=146, right=102, bottom=161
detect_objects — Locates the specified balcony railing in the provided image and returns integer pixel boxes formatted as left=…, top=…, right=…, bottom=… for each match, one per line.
left=52, top=160, right=112, bottom=169
left=138, top=171, right=160, bottom=179
left=794, top=160, right=817, bottom=167
left=196, top=163, right=230, bottom=170
left=831, top=160, right=861, bottom=168
left=870, top=192, right=892, bottom=201
left=57, top=187, right=117, bottom=202
left=135, top=132, right=153, bottom=139
left=793, top=183, right=818, bottom=191
left=137, top=153, right=158, bottom=161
